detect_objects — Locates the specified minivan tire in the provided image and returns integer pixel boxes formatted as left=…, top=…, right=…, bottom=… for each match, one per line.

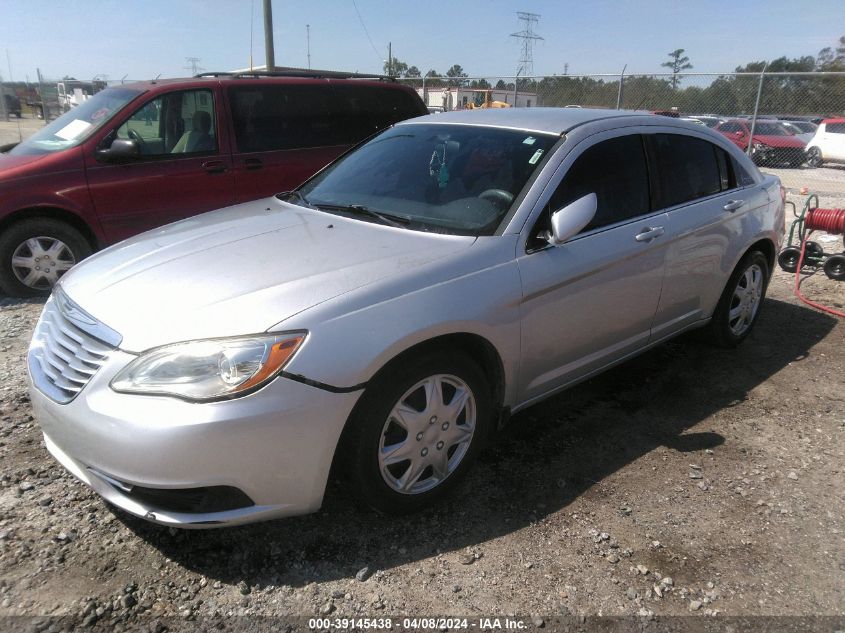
left=0, top=218, right=92, bottom=297
left=707, top=251, right=770, bottom=348
left=345, top=351, right=492, bottom=515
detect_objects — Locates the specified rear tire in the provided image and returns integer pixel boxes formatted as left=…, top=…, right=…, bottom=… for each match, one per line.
left=0, top=218, right=92, bottom=297
left=707, top=251, right=770, bottom=348
left=344, top=351, right=493, bottom=515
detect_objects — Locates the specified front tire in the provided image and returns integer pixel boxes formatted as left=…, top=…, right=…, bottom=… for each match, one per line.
left=345, top=352, right=493, bottom=515
left=707, top=251, right=770, bottom=348
left=0, top=218, right=92, bottom=297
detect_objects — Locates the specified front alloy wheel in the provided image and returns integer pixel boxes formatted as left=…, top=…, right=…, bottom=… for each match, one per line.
left=345, top=352, right=492, bottom=514
left=378, top=374, right=476, bottom=495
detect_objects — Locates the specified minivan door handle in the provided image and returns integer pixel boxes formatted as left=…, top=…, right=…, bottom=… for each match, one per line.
left=634, top=226, right=665, bottom=242
left=244, top=158, right=264, bottom=171
left=202, top=160, right=227, bottom=174
left=723, top=199, right=745, bottom=212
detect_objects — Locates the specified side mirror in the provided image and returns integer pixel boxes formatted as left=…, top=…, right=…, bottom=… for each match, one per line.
left=548, top=193, right=597, bottom=246
left=96, top=138, right=140, bottom=162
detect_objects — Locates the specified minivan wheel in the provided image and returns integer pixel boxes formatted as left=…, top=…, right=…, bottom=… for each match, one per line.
left=345, top=352, right=492, bottom=515
left=806, top=147, right=823, bottom=168
left=707, top=251, right=770, bottom=348
left=0, top=219, right=92, bottom=297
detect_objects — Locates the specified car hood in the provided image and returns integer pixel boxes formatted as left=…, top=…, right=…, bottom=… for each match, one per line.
left=0, top=148, right=81, bottom=181
left=60, top=198, right=475, bottom=351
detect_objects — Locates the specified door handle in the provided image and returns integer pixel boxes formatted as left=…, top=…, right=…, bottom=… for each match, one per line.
left=634, top=226, right=665, bottom=242
left=244, top=158, right=263, bottom=171
left=723, top=199, right=745, bottom=212
left=202, top=160, right=227, bottom=174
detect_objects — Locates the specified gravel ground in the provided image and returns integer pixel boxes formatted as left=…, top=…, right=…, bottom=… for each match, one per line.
left=0, top=197, right=843, bottom=632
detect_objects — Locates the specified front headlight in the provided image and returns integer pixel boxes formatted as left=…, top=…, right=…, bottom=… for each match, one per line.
left=751, top=142, right=768, bottom=152
left=111, top=333, right=305, bottom=401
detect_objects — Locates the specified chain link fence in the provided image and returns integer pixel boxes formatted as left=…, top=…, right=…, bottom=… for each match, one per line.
left=402, top=71, right=845, bottom=197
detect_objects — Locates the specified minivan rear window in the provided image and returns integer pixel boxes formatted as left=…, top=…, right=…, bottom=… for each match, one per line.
left=228, top=84, right=425, bottom=153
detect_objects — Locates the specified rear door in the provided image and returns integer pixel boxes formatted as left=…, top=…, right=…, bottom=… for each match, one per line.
left=85, top=87, right=234, bottom=243
left=516, top=133, right=669, bottom=403
left=648, top=133, right=769, bottom=338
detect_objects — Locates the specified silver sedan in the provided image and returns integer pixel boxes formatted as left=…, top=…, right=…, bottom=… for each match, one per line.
left=28, top=108, right=785, bottom=527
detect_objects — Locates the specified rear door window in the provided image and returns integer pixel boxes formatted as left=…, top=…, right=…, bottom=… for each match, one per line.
left=827, top=122, right=845, bottom=134
left=650, top=134, right=721, bottom=208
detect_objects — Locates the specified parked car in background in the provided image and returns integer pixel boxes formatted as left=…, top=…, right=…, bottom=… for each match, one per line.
left=680, top=116, right=706, bottom=126
left=781, top=120, right=818, bottom=146
left=806, top=118, right=845, bottom=167
left=716, top=119, right=807, bottom=167
left=0, top=71, right=427, bottom=296
left=28, top=108, right=784, bottom=527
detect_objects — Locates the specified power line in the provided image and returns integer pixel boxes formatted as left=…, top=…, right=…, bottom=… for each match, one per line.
left=351, top=0, right=385, bottom=66
left=510, top=12, right=543, bottom=79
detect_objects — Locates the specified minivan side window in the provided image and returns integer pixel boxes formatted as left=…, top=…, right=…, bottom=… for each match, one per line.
left=114, top=89, right=216, bottom=156
left=827, top=122, right=845, bottom=134
left=330, top=85, right=427, bottom=142
left=229, top=85, right=347, bottom=152
left=549, top=134, right=651, bottom=232
left=650, top=134, right=721, bottom=208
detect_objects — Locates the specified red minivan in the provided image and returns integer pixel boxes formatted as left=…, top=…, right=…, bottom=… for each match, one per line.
left=0, top=72, right=427, bottom=296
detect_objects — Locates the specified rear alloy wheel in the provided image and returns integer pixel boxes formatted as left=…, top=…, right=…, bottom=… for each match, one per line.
left=346, top=352, right=492, bottom=514
left=806, top=147, right=823, bottom=168
left=707, top=251, right=770, bottom=347
left=0, top=219, right=92, bottom=297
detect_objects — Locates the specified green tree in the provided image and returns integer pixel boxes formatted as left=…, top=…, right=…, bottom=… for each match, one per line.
left=406, top=66, right=421, bottom=78
left=383, top=56, right=408, bottom=77
left=661, top=49, right=693, bottom=90
left=446, top=64, right=468, bottom=87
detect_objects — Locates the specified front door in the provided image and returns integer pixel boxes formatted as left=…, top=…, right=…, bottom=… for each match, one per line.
left=517, top=133, right=668, bottom=404
left=85, top=88, right=235, bottom=244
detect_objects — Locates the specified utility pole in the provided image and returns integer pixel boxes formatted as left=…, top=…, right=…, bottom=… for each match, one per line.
left=306, top=24, right=311, bottom=69
left=388, top=42, right=392, bottom=76
left=263, top=0, right=275, bottom=71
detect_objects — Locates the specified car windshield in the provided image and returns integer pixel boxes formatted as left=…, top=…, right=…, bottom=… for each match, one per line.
left=297, top=123, right=558, bottom=236
left=10, top=87, right=141, bottom=156
left=753, top=122, right=791, bottom=136
left=787, top=121, right=817, bottom=133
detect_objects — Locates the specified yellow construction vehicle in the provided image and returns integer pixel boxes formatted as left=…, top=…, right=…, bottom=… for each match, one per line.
left=466, top=89, right=511, bottom=109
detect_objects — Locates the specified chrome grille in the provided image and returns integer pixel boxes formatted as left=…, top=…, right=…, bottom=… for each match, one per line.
left=28, top=291, right=119, bottom=404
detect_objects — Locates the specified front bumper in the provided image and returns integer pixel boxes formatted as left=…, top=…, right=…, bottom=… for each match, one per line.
left=29, top=350, right=362, bottom=528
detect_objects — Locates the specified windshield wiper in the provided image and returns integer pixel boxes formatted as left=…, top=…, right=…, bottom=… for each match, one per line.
left=276, top=190, right=316, bottom=209
left=312, top=203, right=410, bottom=228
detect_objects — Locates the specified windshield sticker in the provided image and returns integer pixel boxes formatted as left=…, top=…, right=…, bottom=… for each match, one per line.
left=55, top=119, right=92, bottom=141
left=523, top=136, right=536, bottom=145
left=528, top=149, right=544, bottom=164
left=90, top=107, right=110, bottom=122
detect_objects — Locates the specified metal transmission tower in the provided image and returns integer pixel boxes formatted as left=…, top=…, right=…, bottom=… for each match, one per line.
left=184, top=57, right=205, bottom=75
left=510, top=12, right=543, bottom=78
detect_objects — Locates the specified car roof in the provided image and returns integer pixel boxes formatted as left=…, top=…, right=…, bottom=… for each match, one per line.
left=397, top=107, right=655, bottom=135
left=113, top=75, right=411, bottom=92
left=822, top=117, right=845, bottom=124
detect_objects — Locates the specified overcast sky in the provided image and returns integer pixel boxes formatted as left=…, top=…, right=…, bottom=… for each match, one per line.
left=0, top=0, right=843, bottom=82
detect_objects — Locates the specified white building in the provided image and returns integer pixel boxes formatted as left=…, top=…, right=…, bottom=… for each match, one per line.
left=419, top=86, right=540, bottom=110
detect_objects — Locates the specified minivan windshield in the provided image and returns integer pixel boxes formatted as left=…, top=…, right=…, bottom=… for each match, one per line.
left=10, top=87, right=142, bottom=156
left=296, top=123, right=558, bottom=236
